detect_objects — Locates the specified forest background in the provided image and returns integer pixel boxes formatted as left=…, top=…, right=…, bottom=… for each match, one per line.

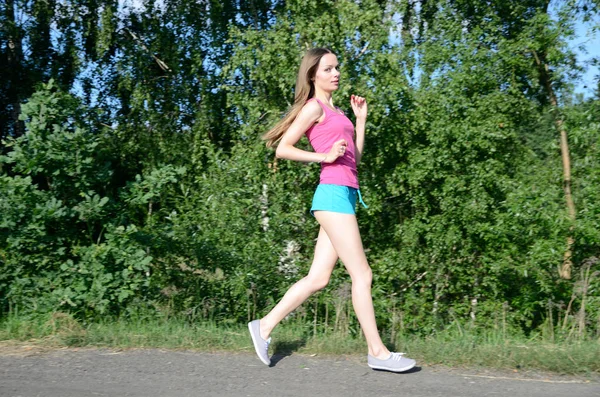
left=1, top=0, right=600, bottom=358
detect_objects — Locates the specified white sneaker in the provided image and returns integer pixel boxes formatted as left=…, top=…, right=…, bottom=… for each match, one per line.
left=248, top=320, right=271, bottom=366
left=367, top=352, right=416, bottom=372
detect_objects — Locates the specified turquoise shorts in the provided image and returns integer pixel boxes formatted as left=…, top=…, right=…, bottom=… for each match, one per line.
left=310, top=184, right=368, bottom=216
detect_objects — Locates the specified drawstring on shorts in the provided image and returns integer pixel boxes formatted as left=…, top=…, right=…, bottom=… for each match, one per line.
left=357, top=189, right=368, bottom=209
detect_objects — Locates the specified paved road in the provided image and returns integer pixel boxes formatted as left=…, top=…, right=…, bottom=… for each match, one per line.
left=1, top=348, right=598, bottom=397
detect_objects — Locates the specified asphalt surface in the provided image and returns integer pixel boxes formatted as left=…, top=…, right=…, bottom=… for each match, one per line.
left=1, top=348, right=598, bottom=397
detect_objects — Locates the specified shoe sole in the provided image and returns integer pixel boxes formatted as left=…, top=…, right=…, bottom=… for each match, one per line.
left=248, top=322, right=271, bottom=366
left=368, top=362, right=416, bottom=373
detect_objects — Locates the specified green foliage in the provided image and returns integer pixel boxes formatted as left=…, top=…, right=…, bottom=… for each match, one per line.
left=55, top=224, right=152, bottom=315
left=0, top=0, right=598, bottom=345
left=0, top=81, right=152, bottom=316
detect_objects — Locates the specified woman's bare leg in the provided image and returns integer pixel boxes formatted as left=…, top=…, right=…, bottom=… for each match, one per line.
left=260, top=226, right=338, bottom=339
left=314, top=211, right=390, bottom=359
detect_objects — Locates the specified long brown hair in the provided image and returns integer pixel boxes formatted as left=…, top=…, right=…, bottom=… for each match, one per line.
left=262, top=48, right=334, bottom=148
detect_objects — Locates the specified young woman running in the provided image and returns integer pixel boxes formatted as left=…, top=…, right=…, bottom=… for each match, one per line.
left=248, top=48, right=416, bottom=373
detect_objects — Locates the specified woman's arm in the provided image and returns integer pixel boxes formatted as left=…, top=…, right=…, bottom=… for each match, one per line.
left=351, top=95, right=367, bottom=165
left=276, top=101, right=346, bottom=164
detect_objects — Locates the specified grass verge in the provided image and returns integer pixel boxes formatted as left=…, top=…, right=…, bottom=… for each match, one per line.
left=1, top=312, right=598, bottom=376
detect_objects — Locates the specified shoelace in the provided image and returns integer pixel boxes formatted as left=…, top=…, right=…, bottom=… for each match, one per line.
left=265, top=337, right=271, bottom=350
left=390, top=352, right=406, bottom=361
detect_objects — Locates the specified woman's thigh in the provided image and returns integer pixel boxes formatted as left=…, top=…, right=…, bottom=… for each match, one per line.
left=306, top=226, right=339, bottom=280
left=313, top=211, right=369, bottom=278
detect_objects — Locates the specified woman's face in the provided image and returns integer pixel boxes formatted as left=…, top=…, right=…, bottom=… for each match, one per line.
left=313, top=53, right=340, bottom=93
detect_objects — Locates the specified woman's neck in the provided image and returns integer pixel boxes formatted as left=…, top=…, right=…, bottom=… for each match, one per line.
left=313, top=90, right=334, bottom=106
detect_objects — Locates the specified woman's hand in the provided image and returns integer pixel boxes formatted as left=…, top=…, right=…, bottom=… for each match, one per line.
left=351, top=95, right=367, bottom=120
left=351, top=95, right=367, bottom=165
left=322, top=139, right=348, bottom=163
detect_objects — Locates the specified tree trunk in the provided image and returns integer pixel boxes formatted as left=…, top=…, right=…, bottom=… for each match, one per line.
left=532, top=48, right=576, bottom=279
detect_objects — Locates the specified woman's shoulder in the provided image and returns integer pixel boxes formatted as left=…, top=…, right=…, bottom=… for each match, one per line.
left=300, top=98, right=324, bottom=119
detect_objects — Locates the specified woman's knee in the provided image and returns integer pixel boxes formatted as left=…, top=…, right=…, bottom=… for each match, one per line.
left=304, top=274, right=330, bottom=292
left=350, top=265, right=372, bottom=287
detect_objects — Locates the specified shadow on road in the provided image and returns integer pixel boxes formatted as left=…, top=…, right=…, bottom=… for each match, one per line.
left=371, top=366, right=422, bottom=375
left=269, top=339, right=307, bottom=366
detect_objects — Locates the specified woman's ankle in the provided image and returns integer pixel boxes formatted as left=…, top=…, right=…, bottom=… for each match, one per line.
left=259, top=318, right=273, bottom=340
left=368, top=346, right=391, bottom=359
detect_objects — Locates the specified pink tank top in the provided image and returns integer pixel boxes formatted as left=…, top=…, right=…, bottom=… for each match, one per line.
left=305, top=98, right=359, bottom=189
